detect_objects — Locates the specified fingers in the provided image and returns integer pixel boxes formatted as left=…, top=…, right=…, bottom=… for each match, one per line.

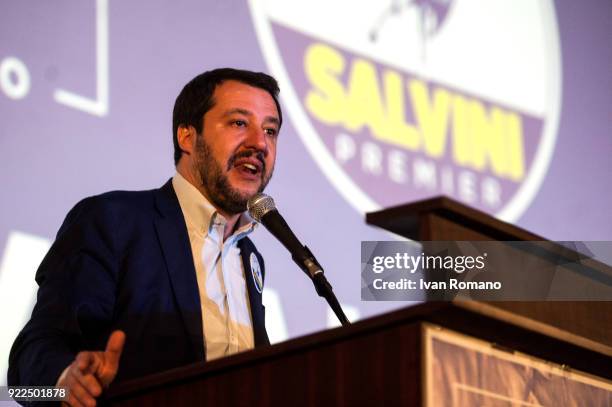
left=96, top=330, right=125, bottom=387
left=60, top=330, right=126, bottom=405
left=76, top=351, right=103, bottom=376
left=60, top=356, right=102, bottom=407
left=64, top=393, right=86, bottom=407
left=68, top=374, right=98, bottom=407
left=73, top=367, right=103, bottom=398
left=105, top=330, right=126, bottom=364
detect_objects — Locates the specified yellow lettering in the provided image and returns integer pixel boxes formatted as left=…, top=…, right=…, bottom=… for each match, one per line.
left=381, top=70, right=420, bottom=150
left=303, top=43, right=526, bottom=182
left=304, top=43, right=346, bottom=124
left=468, top=101, right=508, bottom=177
left=344, top=59, right=386, bottom=136
left=409, top=80, right=451, bottom=158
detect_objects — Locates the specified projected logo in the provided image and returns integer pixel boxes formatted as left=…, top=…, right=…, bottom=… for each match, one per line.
left=249, top=0, right=561, bottom=221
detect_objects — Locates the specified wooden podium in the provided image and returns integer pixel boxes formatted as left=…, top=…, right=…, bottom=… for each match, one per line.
left=106, top=197, right=612, bottom=406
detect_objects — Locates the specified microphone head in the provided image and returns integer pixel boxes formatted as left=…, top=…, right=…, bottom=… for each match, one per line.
left=247, top=193, right=276, bottom=222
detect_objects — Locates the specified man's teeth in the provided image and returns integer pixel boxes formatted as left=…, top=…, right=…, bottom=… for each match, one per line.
left=242, top=163, right=257, bottom=173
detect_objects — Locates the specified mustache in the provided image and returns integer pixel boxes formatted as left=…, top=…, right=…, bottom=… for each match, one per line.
left=227, top=149, right=266, bottom=172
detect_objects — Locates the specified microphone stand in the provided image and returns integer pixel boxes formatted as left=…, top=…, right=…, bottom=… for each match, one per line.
left=293, top=246, right=351, bottom=327
left=247, top=195, right=350, bottom=327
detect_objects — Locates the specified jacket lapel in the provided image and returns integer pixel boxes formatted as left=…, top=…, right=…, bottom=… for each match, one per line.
left=239, top=237, right=270, bottom=346
left=153, top=180, right=205, bottom=361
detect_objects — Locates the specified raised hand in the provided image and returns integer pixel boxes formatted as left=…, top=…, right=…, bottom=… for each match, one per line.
left=59, top=330, right=125, bottom=407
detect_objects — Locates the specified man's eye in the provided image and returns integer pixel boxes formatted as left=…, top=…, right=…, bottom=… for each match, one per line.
left=233, top=120, right=246, bottom=127
left=265, top=128, right=278, bottom=136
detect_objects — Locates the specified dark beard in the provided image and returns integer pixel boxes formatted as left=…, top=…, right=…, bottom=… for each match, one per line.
left=193, top=134, right=273, bottom=215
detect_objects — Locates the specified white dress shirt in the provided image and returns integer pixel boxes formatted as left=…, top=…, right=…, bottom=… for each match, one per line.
left=173, top=173, right=256, bottom=361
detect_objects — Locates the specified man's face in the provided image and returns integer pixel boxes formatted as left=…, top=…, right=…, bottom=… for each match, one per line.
left=192, top=80, right=280, bottom=215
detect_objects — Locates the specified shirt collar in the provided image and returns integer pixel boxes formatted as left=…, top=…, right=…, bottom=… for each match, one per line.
left=172, top=172, right=257, bottom=239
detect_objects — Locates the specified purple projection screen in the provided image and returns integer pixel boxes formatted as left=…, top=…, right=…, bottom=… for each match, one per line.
left=0, top=0, right=610, bottom=386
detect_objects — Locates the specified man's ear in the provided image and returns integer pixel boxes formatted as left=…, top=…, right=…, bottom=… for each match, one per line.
left=177, top=125, right=196, bottom=156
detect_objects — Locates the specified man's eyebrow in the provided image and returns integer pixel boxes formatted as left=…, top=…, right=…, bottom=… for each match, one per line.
left=263, top=116, right=280, bottom=127
left=223, top=108, right=252, bottom=117
left=223, top=108, right=280, bottom=127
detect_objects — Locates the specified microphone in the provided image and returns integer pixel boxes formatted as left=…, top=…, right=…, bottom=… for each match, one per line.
left=248, top=194, right=322, bottom=279
left=248, top=193, right=350, bottom=326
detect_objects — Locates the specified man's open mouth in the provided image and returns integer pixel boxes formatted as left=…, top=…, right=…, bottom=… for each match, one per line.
left=233, top=158, right=263, bottom=176
left=240, top=163, right=259, bottom=174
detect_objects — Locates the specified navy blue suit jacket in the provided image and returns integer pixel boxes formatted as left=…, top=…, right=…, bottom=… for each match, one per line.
left=8, top=180, right=269, bottom=386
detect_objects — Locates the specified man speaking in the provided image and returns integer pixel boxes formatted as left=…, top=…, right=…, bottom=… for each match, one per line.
left=8, top=68, right=282, bottom=406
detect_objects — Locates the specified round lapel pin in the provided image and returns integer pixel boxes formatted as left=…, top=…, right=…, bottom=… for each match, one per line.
left=250, top=252, right=264, bottom=293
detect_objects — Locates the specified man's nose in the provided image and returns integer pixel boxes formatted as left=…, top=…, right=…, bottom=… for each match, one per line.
left=244, top=127, right=268, bottom=155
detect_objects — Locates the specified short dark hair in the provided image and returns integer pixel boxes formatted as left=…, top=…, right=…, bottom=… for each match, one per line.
left=172, top=68, right=282, bottom=165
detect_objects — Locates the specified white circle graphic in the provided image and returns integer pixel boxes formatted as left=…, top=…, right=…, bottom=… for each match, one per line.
left=249, top=0, right=561, bottom=222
